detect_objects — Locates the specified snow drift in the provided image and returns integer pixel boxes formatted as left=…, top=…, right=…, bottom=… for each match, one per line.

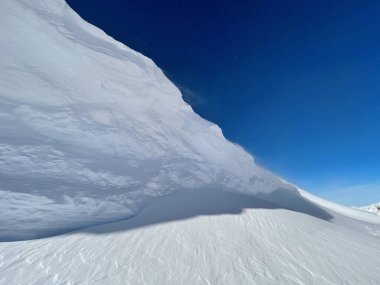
left=0, top=0, right=280, bottom=240
left=0, top=0, right=379, bottom=239
left=0, top=0, right=298, bottom=241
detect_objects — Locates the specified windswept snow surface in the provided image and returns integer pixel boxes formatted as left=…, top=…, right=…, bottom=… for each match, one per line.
left=1, top=0, right=380, bottom=284
left=1, top=190, right=380, bottom=285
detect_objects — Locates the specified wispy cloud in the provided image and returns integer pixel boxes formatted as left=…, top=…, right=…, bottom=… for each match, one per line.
left=317, top=182, right=380, bottom=207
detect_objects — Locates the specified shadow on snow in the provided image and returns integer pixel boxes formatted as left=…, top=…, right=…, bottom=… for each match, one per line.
left=82, top=188, right=333, bottom=236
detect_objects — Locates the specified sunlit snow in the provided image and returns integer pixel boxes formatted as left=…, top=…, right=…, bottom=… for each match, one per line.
left=0, top=0, right=379, bottom=284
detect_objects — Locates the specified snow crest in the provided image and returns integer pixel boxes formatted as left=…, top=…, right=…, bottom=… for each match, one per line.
left=0, top=0, right=289, bottom=240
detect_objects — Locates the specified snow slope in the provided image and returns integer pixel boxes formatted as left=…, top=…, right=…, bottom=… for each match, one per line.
left=1, top=190, right=380, bottom=285
left=0, top=0, right=287, bottom=241
left=356, top=203, right=380, bottom=215
left=1, top=0, right=380, bottom=284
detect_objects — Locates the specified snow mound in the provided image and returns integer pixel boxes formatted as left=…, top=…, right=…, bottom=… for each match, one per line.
left=0, top=0, right=289, bottom=241
left=0, top=0, right=379, bottom=244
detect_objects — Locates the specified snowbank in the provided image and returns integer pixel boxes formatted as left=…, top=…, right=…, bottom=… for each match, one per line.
left=0, top=0, right=288, bottom=240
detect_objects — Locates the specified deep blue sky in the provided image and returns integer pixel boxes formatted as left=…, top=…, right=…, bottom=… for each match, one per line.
left=66, top=0, right=380, bottom=206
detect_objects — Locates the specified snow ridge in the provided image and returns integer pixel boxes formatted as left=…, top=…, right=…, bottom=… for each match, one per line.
left=0, top=0, right=289, bottom=240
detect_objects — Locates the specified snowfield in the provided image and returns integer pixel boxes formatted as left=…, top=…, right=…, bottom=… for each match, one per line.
left=1, top=190, right=380, bottom=285
left=0, top=0, right=379, bottom=284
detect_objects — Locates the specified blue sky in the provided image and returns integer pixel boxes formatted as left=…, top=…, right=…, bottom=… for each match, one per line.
left=67, top=0, right=380, bottom=206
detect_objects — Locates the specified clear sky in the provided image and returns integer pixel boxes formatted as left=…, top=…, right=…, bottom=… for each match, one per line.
left=66, top=0, right=380, bottom=206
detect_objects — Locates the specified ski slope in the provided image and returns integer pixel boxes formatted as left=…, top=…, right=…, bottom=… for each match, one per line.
left=1, top=0, right=380, bottom=284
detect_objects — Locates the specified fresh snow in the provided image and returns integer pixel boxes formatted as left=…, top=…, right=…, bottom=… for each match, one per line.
left=0, top=0, right=380, bottom=284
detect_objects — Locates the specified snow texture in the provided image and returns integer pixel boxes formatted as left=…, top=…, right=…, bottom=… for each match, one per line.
left=1, top=0, right=380, bottom=284
left=0, top=0, right=288, bottom=241
left=1, top=190, right=380, bottom=285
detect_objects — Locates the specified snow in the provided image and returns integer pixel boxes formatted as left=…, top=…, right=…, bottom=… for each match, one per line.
left=1, top=0, right=380, bottom=284
left=1, top=190, right=380, bottom=285
left=355, top=203, right=380, bottom=215
left=0, top=0, right=288, bottom=241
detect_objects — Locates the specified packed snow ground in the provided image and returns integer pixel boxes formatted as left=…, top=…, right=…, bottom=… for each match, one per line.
left=1, top=0, right=380, bottom=284
left=1, top=190, right=380, bottom=285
